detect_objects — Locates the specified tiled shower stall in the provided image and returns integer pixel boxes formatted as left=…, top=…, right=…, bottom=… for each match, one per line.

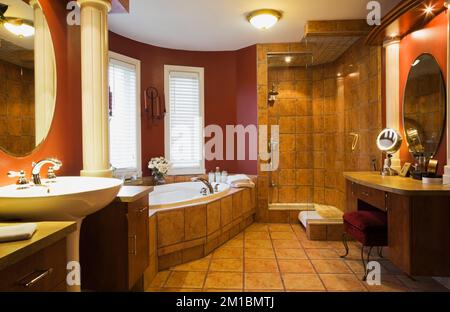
left=256, top=39, right=383, bottom=223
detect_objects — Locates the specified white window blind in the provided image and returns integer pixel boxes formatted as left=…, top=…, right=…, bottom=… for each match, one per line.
left=109, top=52, right=141, bottom=179
left=165, top=65, right=205, bottom=175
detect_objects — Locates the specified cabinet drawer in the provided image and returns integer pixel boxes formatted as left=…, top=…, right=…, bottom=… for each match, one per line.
left=357, top=184, right=386, bottom=211
left=0, top=239, right=67, bottom=292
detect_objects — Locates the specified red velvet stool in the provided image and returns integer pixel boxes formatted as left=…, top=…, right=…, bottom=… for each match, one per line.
left=341, top=210, right=388, bottom=281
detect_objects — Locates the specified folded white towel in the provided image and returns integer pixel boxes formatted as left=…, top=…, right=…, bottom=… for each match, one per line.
left=226, top=174, right=251, bottom=184
left=0, top=223, right=37, bottom=243
left=231, top=180, right=255, bottom=189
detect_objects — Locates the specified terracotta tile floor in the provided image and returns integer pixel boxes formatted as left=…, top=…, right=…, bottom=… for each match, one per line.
left=146, top=223, right=450, bottom=292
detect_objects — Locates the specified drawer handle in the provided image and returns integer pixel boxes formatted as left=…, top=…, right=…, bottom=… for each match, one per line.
left=129, top=235, right=137, bottom=255
left=19, top=268, right=53, bottom=287
left=361, top=191, right=370, bottom=197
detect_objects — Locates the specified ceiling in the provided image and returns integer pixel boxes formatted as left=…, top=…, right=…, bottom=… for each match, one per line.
left=108, top=0, right=402, bottom=51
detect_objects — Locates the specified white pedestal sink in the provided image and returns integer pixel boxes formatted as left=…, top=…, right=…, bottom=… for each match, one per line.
left=0, top=176, right=123, bottom=291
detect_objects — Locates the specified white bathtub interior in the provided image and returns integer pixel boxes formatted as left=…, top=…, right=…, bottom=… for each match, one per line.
left=149, top=181, right=230, bottom=208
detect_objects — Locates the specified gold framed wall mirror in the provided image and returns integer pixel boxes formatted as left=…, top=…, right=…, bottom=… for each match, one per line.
left=0, top=0, right=56, bottom=156
left=403, top=53, right=446, bottom=160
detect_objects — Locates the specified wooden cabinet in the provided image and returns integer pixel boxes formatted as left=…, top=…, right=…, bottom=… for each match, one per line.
left=80, top=193, right=150, bottom=291
left=345, top=174, right=450, bottom=277
left=0, top=239, right=67, bottom=292
left=127, top=197, right=149, bottom=288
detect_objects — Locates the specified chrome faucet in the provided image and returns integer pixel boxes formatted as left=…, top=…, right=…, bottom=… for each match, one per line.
left=32, top=158, right=62, bottom=185
left=192, top=177, right=214, bottom=194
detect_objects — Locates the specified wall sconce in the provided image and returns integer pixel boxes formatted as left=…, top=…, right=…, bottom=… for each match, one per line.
left=268, top=83, right=279, bottom=106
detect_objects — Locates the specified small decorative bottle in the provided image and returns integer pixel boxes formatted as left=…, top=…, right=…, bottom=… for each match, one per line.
left=208, top=171, right=215, bottom=184
left=215, top=167, right=221, bottom=183
left=221, top=171, right=228, bottom=183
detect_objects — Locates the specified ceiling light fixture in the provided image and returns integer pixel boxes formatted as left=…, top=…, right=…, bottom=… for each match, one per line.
left=284, top=56, right=293, bottom=64
left=0, top=4, right=35, bottom=38
left=3, top=18, right=35, bottom=37
left=247, top=9, right=282, bottom=30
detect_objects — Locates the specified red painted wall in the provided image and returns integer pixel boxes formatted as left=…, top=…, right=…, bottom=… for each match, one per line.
left=0, top=0, right=83, bottom=185
left=109, top=32, right=258, bottom=176
left=236, top=45, right=258, bottom=175
left=399, top=11, right=447, bottom=172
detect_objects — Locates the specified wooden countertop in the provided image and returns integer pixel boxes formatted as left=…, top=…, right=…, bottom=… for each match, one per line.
left=344, top=172, right=450, bottom=196
left=115, top=185, right=154, bottom=203
left=0, top=222, right=76, bottom=271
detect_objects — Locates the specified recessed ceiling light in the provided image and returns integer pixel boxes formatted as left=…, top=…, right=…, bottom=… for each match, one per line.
left=247, top=9, right=282, bottom=30
left=284, top=56, right=293, bottom=64
left=424, top=5, right=434, bottom=15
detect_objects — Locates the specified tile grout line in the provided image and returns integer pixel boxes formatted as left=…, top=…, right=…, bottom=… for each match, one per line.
left=271, top=224, right=287, bottom=292
left=295, top=223, right=328, bottom=292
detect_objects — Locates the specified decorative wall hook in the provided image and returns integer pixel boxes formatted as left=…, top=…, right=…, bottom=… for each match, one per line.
left=144, top=87, right=166, bottom=122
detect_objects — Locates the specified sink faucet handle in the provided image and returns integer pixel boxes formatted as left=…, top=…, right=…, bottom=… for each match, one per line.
left=47, top=167, right=58, bottom=180
left=7, top=170, right=29, bottom=185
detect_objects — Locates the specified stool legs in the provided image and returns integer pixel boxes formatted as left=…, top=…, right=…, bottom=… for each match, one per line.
left=377, top=247, right=384, bottom=258
left=362, top=246, right=374, bottom=281
left=340, top=233, right=349, bottom=258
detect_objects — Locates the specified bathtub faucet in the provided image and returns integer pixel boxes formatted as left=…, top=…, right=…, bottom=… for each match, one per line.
left=192, top=177, right=214, bottom=194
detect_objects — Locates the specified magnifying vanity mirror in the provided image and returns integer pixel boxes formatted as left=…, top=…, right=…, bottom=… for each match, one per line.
left=0, top=0, right=56, bottom=156
left=403, top=53, right=446, bottom=160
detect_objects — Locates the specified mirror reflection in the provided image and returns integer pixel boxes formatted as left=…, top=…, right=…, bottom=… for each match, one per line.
left=0, top=0, right=56, bottom=156
left=403, top=53, right=446, bottom=159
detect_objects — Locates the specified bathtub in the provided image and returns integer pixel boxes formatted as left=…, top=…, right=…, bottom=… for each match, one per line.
left=149, top=181, right=231, bottom=209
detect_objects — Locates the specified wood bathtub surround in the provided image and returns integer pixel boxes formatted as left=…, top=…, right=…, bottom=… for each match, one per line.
left=155, top=188, right=257, bottom=271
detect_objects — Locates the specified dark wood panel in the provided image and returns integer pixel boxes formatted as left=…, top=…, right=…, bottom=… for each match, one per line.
left=80, top=202, right=128, bottom=291
left=411, top=196, right=450, bottom=276
left=366, top=0, right=446, bottom=45
left=386, top=193, right=411, bottom=274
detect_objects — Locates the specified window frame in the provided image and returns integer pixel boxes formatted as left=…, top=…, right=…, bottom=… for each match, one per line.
left=164, top=65, right=205, bottom=175
left=108, top=51, right=142, bottom=179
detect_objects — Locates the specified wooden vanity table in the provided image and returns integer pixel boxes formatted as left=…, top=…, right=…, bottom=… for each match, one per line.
left=344, top=172, right=450, bottom=277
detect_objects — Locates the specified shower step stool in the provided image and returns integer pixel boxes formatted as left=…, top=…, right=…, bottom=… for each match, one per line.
left=298, top=209, right=344, bottom=241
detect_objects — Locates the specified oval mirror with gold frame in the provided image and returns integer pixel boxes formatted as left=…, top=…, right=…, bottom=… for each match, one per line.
left=0, top=0, right=56, bottom=156
left=403, top=53, right=446, bottom=159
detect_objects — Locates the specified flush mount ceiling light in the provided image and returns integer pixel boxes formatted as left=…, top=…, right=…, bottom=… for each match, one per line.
left=3, top=18, right=35, bottom=37
left=0, top=4, right=35, bottom=38
left=247, top=9, right=282, bottom=30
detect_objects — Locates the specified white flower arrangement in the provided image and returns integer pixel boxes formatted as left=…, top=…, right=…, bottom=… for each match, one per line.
left=148, top=157, right=170, bottom=182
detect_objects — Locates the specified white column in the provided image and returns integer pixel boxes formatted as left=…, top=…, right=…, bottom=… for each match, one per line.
left=444, top=2, right=450, bottom=184
left=31, top=0, right=56, bottom=145
left=383, top=38, right=402, bottom=171
left=79, top=0, right=113, bottom=177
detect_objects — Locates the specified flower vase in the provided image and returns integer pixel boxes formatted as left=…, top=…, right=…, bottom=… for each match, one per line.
left=153, top=174, right=166, bottom=185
